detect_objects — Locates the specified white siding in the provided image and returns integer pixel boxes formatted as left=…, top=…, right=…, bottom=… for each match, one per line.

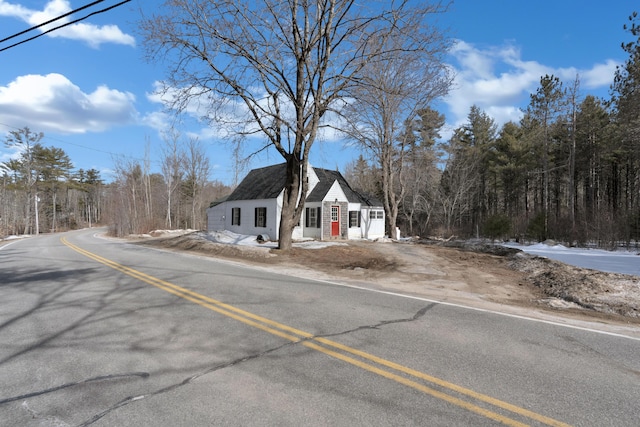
left=207, top=204, right=226, bottom=231
left=224, top=198, right=280, bottom=239
left=323, top=180, right=348, bottom=203
left=306, top=167, right=319, bottom=196
left=302, top=202, right=322, bottom=239
left=347, top=202, right=362, bottom=239
left=360, top=207, right=386, bottom=239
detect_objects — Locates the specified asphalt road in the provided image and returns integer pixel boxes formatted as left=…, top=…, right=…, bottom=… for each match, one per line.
left=1, top=229, right=639, bottom=426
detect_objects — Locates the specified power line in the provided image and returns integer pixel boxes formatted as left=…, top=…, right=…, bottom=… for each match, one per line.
left=0, top=0, right=105, bottom=44
left=0, top=0, right=131, bottom=53
left=0, top=121, right=145, bottom=162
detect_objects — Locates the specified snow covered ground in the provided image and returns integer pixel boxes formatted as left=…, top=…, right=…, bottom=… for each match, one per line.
left=503, top=242, right=640, bottom=277
left=202, top=230, right=348, bottom=249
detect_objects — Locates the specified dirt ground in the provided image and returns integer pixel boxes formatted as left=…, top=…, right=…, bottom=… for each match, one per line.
left=135, top=232, right=640, bottom=336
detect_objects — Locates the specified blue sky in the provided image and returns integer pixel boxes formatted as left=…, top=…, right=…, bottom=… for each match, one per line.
left=0, top=1, right=635, bottom=185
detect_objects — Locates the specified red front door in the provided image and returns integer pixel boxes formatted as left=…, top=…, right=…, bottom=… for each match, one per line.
left=330, top=205, right=340, bottom=236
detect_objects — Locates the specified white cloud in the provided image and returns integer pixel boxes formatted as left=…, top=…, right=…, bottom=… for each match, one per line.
left=581, top=59, right=620, bottom=89
left=141, top=110, right=172, bottom=133
left=0, top=73, right=137, bottom=134
left=0, top=0, right=134, bottom=47
left=0, top=0, right=29, bottom=19
left=443, top=40, right=621, bottom=133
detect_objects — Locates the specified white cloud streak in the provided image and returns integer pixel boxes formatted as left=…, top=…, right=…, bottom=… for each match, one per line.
left=0, top=0, right=134, bottom=47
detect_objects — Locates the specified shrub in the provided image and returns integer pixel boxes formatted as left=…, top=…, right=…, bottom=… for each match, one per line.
left=483, top=214, right=512, bottom=242
left=526, top=213, right=546, bottom=242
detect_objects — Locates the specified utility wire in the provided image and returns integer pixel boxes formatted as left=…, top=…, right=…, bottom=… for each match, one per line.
left=0, top=0, right=105, bottom=44
left=0, top=0, right=131, bottom=53
left=0, top=121, right=145, bottom=162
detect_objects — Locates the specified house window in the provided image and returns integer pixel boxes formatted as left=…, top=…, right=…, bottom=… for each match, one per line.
left=331, top=206, right=339, bottom=222
left=349, top=211, right=360, bottom=228
left=255, top=207, right=267, bottom=227
left=369, top=210, right=376, bottom=219
left=231, top=207, right=241, bottom=225
left=305, top=207, right=321, bottom=228
left=377, top=210, right=384, bottom=219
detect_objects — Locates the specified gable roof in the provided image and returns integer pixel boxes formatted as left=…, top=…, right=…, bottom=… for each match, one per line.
left=226, top=163, right=288, bottom=201
left=306, top=168, right=362, bottom=203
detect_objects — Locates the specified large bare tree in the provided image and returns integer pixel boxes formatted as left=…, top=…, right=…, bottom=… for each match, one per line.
left=141, top=0, right=451, bottom=249
left=340, top=11, right=452, bottom=237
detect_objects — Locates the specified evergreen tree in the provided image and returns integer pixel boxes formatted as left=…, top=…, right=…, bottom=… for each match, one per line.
left=525, top=75, right=566, bottom=240
left=611, top=11, right=640, bottom=244
left=400, top=107, right=444, bottom=236
left=33, top=145, right=73, bottom=232
left=444, top=105, right=497, bottom=236
left=2, top=127, right=44, bottom=234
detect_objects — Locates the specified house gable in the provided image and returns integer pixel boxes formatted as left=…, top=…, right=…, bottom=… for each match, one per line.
left=306, top=168, right=361, bottom=203
left=323, top=180, right=348, bottom=203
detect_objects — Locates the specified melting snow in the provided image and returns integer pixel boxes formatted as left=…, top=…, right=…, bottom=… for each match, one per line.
left=503, top=242, right=640, bottom=277
left=203, top=230, right=347, bottom=250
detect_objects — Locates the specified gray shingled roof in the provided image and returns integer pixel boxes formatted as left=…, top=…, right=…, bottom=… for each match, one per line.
left=226, top=163, right=380, bottom=206
left=226, top=163, right=288, bottom=201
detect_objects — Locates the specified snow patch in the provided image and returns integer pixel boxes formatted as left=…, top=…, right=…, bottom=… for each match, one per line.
left=204, top=230, right=347, bottom=249
left=1, top=235, right=33, bottom=241
left=503, top=242, right=640, bottom=277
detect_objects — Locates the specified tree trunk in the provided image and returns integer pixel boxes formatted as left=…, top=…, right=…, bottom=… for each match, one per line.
left=51, top=190, right=57, bottom=233
left=277, top=156, right=303, bottom=250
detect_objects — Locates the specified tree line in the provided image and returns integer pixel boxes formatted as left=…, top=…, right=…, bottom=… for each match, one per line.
left=1, top=127, right=230, bottom=238
left=1, top=128, right=102, bottom=236
left=346, top=12, right=640, bottom=248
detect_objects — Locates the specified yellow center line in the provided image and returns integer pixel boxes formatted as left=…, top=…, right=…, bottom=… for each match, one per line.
left=61, top=237, right=571, bottom=427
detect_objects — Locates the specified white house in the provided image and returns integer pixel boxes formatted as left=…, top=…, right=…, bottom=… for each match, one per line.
left=207, top=163, right=386, bottom=241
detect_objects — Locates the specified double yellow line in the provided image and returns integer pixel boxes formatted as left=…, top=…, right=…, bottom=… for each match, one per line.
left=62, top=237, right=570, bottom=427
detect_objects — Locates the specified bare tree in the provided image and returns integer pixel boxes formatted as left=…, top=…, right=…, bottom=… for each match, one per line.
left=343, top=155, right=380, bottom=197
left=438, top=135, right=479, bottom=235
left=143, top=141, right=154, bottom=223
left=183, top=138, right=211, bottom=229
left=340, top=13, right=452, bottom=237
left=141, top=0, right=451, bottom=249
left=110, top=157, right=146, bottom=236
left=160, top=130, right=185, bottom=228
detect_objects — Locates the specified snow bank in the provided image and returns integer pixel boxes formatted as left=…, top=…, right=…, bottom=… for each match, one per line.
left=503, top=242, right=640, bottom=277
